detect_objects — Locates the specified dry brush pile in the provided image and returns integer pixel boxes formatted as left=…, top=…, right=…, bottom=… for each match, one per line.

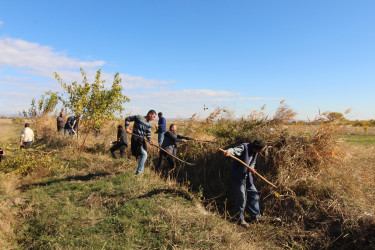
left=169, top=103, right=374, bottom=249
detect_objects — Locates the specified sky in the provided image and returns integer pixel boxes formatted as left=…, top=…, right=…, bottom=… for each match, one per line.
left=0, top=0, right=374, bottom=120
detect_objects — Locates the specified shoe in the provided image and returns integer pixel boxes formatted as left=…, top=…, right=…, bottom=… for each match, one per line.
left=237, top=220, right=250, bottom=228
left=251, top=216, right=265, bottom=223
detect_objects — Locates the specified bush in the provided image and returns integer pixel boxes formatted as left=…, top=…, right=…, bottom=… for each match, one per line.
left=0, top=149, right=52, bottom=175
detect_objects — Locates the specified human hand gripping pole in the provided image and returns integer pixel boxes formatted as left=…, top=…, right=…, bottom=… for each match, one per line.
left=219, top=148, right=277, bottom=188
left=130, top=132, right=196, bottom=166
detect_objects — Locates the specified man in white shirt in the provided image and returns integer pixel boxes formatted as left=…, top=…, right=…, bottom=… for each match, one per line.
left=20, top=123, right=34, bottom=149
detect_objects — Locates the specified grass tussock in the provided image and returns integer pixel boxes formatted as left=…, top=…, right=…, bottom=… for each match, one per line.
left=160, top=102, right=374, bottom=249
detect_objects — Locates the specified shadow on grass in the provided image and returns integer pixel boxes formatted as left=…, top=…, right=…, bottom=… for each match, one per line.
left=19, top=172, right=111, bottom=191
left=136, top=188, right=193, bottom=201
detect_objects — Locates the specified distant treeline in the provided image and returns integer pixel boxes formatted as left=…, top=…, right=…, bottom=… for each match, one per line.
left=288, top=119, right=375, bottom=127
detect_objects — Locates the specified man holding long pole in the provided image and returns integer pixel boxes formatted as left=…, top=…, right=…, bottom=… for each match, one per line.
left=222, top=139, right=267, bottom=228
left=156, top=123, right=194, bottom=173
left=125, top=110, right=156, bottom=175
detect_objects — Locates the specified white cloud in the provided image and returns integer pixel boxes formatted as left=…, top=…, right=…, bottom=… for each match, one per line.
left=0, top=21, right=3, bottom=27
left=123, top=89, right=284, bottom=118
left=126, top=89, right=282, bottom=103
left=0, top=38, right=177, bottom=89
left=0, top=37, right=284, bottom=118
left=0, top=37, right=178, bottom=115
left=0, top=38, right=105, bottom=79
left=120, top=74, right=176, bottom=89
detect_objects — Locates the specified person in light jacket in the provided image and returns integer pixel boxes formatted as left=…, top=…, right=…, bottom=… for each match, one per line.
left=20, top=123, right=34, bottom=149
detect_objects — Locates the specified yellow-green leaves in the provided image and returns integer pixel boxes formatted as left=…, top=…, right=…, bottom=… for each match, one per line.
left=55, top=68, right=130, bottom=133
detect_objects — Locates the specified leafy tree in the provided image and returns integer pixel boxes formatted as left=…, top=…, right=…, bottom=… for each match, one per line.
left=326, top=112, right=345, bottom=122
left=21, top=92, right=60, bottom=119
left=54, top=68, right=130, bottom=146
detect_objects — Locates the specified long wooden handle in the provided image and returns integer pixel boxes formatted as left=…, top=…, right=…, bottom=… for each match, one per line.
left=219, top=148, right=277, bottom=188
left=131, top=133, right=196, bottom=166
left=188, top=139, right=216, bottom=143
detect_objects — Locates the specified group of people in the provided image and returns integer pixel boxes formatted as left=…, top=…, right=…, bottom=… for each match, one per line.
left=109, top=109, right=267, bottom=227
left=57, top=112, right=80, bottom=137
left=1, top=109, right=268, bottom=228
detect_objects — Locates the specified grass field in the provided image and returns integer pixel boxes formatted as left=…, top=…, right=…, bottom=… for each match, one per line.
left=1, top=118, right=375, bottom=249
left=0, top=119, right=265, bottom=249
left=339, top=134, right=375, bottom=146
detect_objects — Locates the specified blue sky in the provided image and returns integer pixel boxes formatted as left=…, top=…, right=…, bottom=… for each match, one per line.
left=0, top=0, right=374, bottom=120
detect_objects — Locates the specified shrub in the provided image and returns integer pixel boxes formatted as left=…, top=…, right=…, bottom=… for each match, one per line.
left=0, top=149, right=52, bottom=175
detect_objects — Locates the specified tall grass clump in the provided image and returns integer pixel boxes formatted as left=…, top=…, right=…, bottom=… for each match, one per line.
left=168, top=101, right=374, bottom=248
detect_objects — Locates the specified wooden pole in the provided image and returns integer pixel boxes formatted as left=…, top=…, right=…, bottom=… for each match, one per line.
left=131, top=133, right=196, bottom=166
left=219, top=148, right=277, bottom=188
left=188, top=139, right=216, bottom=143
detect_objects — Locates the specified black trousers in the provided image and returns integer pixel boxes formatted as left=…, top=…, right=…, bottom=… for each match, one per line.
left=21, top=142, right=33, bottom=149
left=110, top=143, right=127, bottom=158
left=156, top=151, right=175, bottom=171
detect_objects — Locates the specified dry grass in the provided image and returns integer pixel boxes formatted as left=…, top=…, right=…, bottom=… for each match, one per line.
left=1, top=109, right=375, bottom=248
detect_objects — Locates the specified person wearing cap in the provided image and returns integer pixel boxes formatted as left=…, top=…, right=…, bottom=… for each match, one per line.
left=20, top=123, right=34, bottom=148
left=222, top=139, right=267, bottom=228
left=110, top=125, right=128, bottom=159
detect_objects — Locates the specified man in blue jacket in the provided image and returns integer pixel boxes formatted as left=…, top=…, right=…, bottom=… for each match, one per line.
left=64, top=115, right=79, bottom=137
left=155, top=112, right=167, bottom=146
left=223, top=139, right=267, bottom=228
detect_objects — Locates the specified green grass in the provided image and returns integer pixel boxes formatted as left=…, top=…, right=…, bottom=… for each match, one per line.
left=339, top=134, right=375, bottom=146
left=11, top=167, right=256, bottom=249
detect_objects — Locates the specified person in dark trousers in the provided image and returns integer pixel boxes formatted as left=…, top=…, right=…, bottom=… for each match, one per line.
left=0, top=148, right=5, bottom=163
left=64, top=115, right=79, bottom=137
left=110, top=125, right=128, bottom=159
left=155, top=112, right=167, bottom=146
left=20, top=123, right=34, bottom=149
left=156, top=124, right=194, bottom=172
left=222, top=139, right=267, bottom=228
left=57, top=111, right=65, bottom=136
left=125, top=110, right=156, bottom=175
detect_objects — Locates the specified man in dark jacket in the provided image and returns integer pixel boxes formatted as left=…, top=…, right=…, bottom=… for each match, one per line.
left=156, top=124, right=193, bottom=172
left=110, top=125, right=128, bottom=159
left=64, top=115, right=79, bottom=137
left=155, top=112, right=167, bottom=145
left=57, top=111, right=65, bottom=136
left=223, top=139, right=267, bottom=228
